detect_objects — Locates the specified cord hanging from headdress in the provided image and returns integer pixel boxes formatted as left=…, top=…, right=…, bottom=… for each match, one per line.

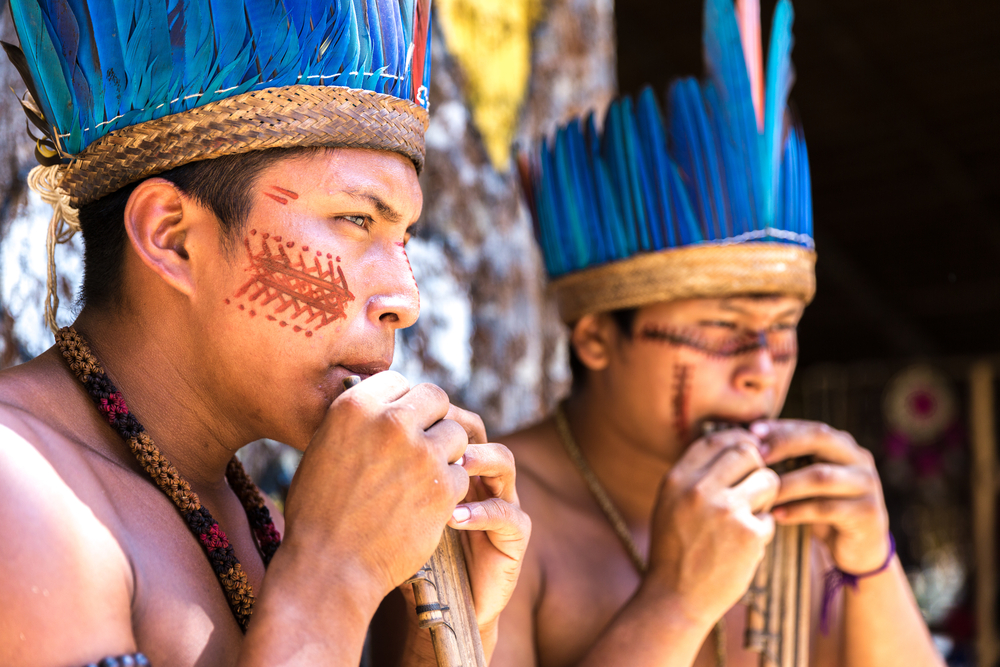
left=27, top=164, right=80, bottom=334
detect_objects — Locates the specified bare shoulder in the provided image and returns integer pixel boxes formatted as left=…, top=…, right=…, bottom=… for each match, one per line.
left=499, top=416, right=603, bottom=568
left=502, top=417, right=591, bottom=515
left=0, top=403, right=136, bottom=665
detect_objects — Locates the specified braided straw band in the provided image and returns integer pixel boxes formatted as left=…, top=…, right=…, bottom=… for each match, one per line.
left=55, top=327, right=282, bottom=631
left=56, top=85, right=429, bottom=208
left=551, top=243, right=817, bottom=323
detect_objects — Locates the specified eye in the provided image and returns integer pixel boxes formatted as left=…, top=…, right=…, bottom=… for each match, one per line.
left=770, top=322, right=798, bottom=332
left=341, top=214, right=370, bottom=228
left=699, top=320, right=738, bottom=329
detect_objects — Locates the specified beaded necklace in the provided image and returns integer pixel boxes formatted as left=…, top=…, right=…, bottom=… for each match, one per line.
left=553, top=403, right=727, bottom=666
left=56, top=327, right=281, bottom=632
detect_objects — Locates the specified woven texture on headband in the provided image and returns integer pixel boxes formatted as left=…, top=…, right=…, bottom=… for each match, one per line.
left=552, top=242, right=816, bottom=323
left=56, top=85, right=429, bottom=208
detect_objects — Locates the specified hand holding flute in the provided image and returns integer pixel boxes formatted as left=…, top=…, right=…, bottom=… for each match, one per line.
left=331, top=373, right=530, bottom=666
left=744, top=419, right=893, bottom=666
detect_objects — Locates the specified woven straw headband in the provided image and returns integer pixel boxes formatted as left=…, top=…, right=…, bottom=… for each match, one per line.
left=30, top=84, right=429, bottom=332
left=551, top=243, right=817, bottom=323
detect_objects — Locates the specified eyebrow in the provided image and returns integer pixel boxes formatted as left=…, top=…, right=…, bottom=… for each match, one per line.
left=343, top=190, right=404, bottom=224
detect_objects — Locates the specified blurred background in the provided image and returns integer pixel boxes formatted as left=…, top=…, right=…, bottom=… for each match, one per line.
left=0, top=0, right=997, bottom=663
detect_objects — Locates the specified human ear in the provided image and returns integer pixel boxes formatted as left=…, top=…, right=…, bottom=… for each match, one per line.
left=570, top=314, right=614, bottom=372
left=122, top=178, right=197, bottom=296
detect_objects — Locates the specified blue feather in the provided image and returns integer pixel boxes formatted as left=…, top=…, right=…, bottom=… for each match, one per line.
left=10, top=0, right=75, bottom=149
left=602, top=101, right=640, bottom=256
left=48, top=0, right=95, bottom=131
left=702, top=0, right=762, bottom=231
left=536, top=141, right=564, bottom=275
left=636, top=87, right=677, bottom=249
left=586, top=113, right=626, bottom=261
left=373, top=0, right=404, bottom=95
left=625, top=100, right=663, bottom=251
left=670, top=79, right=724, bottom=239
left=669, top=160, right=704, bottom=245
left=554, top=126, right=589, bottom=269
left=567, top=119, right=607, bottom=263
left=762, top=0, right=794, bottom=226
left=799, top=129, right=813, bottom=239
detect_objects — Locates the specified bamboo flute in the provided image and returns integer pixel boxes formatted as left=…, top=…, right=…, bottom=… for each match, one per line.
left=701, top=422, right=812, bottom=666
left=748, top=457, right=814, bottom=667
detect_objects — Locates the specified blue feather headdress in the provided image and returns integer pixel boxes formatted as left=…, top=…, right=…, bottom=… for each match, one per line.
left=519, top=0, right=817, bottom=323
left=4, top=0, right=433, bottom=331
left=6, top=0, right=433, bottom=158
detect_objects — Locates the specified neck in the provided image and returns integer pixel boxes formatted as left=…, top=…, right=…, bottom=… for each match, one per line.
left=563, top=383, right=679, bottom=528
left=72, top=306, right=245, bottom=492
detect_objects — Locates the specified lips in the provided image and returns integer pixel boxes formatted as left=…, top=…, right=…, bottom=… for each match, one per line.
left=338, top=359, right=392, bottom=378
left=699, top=412, right=771, bottom=430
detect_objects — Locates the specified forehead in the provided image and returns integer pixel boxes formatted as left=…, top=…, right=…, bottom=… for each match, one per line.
left=637, top=296, right=806, bottom=322
left=264, top=147, right=423, bottom=221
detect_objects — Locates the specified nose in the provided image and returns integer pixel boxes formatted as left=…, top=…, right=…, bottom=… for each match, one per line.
left=366, top=246, right=420, bottom=329
left=733, top=346, right=778, bottom=394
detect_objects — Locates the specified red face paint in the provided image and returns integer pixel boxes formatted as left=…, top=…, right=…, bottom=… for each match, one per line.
left=229, top=232, right=355, bottom=335
left=263, top=186, right=300, bottom=206
left=401, top=244, right=419, bottom=299
left=673, top=363, right=692, bottom=443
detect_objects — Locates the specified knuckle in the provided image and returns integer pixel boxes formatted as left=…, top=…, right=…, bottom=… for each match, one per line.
left=381, top=370, right=409, bottom=387
left=663, top=470, right=685, bottom=496
left=688, top=479, right=712, bottom=507
left=817, top=498, right=837, bottom=517
left=762, top=467, right=781, bottom=487
left=860, top=448, right=876, bottom=466
left=811, top=463, right=837, bottom=485
left=417, top=382, right=450, bottom=406
left=734, top=441, right=763, bottom=465
left=381, top=403, right=416, bottom=434
left=492, top=498, right=516, bottom=523
left=493, top=443, right=517, bottom=475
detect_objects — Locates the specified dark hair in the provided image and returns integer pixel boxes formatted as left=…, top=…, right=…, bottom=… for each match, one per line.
left=568, top=307, right=639, bottom=388
left=77, top=147, right=315, bottom=310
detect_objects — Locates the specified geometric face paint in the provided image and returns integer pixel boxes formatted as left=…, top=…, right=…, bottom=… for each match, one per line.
left=226, top=230, right=355, bottom=336
left=639, top=324, right=798, bottom=364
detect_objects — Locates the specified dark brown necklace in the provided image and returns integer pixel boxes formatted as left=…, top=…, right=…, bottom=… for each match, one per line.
left=56, top=327, right=281, bottom=632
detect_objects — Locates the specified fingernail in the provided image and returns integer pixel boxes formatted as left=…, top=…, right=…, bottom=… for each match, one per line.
left=751, top=422, right=770, bottom=437
left=452, top=506, right=472, bottom=523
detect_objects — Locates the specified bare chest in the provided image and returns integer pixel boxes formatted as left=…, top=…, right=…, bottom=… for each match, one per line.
left=533, top=510, right=764, bottom=667
left=88, top=463, right=269, bottom=666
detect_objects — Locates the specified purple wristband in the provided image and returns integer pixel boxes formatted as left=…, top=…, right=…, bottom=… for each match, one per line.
left=820, top=533, right=896, bottom=634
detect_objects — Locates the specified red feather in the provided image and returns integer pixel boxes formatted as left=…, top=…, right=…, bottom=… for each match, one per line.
left=411, top=0, right=432, bottom=104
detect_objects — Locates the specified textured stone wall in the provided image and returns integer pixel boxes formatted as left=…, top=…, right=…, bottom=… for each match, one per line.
left=395, top=0, right=617, bottom=436
left=0, top=0, right=617, bottom=463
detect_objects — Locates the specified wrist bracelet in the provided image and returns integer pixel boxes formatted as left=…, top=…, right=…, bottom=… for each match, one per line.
left=820, top=532, right=896, bottom=634
left=83, top=653, right=150, bottom=667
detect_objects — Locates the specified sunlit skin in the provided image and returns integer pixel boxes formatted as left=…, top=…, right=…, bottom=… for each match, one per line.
left=0, top=148, right=529, bottom=667
left=492, top=296, right=942, bottom=667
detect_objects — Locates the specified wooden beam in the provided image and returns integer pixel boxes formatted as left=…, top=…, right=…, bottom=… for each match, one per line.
left=970, top=360, right=998, bottom=667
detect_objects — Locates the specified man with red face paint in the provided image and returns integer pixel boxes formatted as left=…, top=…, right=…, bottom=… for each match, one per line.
left=492, top=0, right=939, bottom=665
left=0, top=2, right=528, bottom=667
